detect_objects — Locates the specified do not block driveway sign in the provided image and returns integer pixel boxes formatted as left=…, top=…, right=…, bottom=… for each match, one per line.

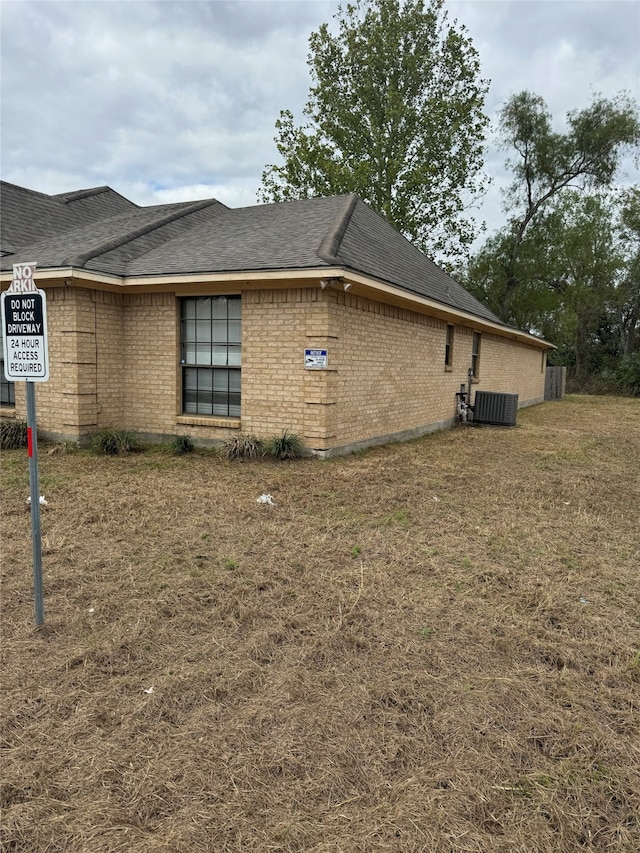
left=1, top=263, right=49, bottom=382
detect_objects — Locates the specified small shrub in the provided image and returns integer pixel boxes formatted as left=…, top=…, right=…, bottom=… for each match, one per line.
left=92, top=429, right=141, bottom=456
left=172, top=434, right=194, bottom=455
left=221, top=433, right=264, bottom=461
left=46, top=442, right=78, bottom=456
left=0, top=419, right=28, bottom=450
left=268, top=429, right=303, bottom=460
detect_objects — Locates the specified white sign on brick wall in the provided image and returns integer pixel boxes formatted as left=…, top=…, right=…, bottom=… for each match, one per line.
left=305, top=348, right=328, bottom=369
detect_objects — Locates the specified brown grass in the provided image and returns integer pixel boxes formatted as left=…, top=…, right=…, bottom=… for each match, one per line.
left=1, top=395, right=639, bottom=852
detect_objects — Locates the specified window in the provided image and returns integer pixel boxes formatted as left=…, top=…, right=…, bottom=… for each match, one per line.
left=471, top=332, right=481, bottom=379
left=0, top=330, right=15, bottom=406
left=445, top=324, right=454, bottom=368
left=180, top=296, right=241, bottom=417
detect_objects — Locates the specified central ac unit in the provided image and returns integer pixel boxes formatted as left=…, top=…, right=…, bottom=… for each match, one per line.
left=473, top=391, right=518, bottom=426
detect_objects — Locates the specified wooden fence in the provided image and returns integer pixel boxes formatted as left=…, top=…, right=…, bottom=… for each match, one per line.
left=545, top=365, right=566, bottom=400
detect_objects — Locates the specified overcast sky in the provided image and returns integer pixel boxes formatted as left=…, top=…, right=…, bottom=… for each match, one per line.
left=1, top=0, right=639, bottom=251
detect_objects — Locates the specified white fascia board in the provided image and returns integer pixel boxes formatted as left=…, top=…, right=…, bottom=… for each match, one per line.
left=1, top=266, right=345, bottom=290
left=121, top=268, right=347, bottom=286
left=0, top=267, right=123, bottom=287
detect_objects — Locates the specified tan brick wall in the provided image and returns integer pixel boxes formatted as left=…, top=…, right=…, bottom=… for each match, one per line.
left=4, top=283, right=545, bottom=449
left=94, top=291, right=124, bottom=429
left=242, top=287, right=545, bottom=451
left=241, top=288, right=324, bottom=440
left=121, top=292, right=177, bottom=434
left=471, top=330, right=545, bottom=403
left=329, top=290, right=454, bottom=447
left=325, top=294, right=545, bottom=448
left=8, top=287, right=100, bottom=438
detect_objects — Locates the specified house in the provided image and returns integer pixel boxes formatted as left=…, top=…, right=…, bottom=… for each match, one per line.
left=0, top=181, right=552, bottom=456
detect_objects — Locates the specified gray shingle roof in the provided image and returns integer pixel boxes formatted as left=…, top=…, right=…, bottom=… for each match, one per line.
left=1, top=181, right=503, bottom=325
left=0, top=182, right=137, bottom=253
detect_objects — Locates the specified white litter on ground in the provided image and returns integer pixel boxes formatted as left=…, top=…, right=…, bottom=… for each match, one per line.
left=257, top=494, right=275, bottom=505
left=26, top=495, right=48, bottom=506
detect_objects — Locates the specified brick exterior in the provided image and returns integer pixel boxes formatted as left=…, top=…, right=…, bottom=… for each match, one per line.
left=2, top=282, right=546, bottom=453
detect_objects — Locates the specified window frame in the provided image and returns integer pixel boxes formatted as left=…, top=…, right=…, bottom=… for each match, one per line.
left=445, top=324, right=454, bottom=369
left=180, top=296, right=241, bottom=418
left=471, top=331, right=481, bottom=380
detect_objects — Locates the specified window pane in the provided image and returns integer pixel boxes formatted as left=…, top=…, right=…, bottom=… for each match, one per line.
left=213, top=370, right=229, bottom=391
left=198, top=369, right=213, bottom=390
left=445, top=325, right=454, bottom=366
left=211, top=320, right=226, bottom=342
left=213, top=369, right=229, bottom=415
left=183, top=300, right=196, bottom=320
left=227, top=345, right=241, bottom=366
left=183, top=319, right=196, bottom=342
left=183, top=368, right=198, bottom=412
left=196, top=320, right=211, bottom=341
left=196, top=299, right=211, bottom=319
left=212, top=297, right=228, bottom=319
left=184, top=343, right=196, bottom=364
left=228, top=298, right=241, bottom=319
left=212, top=344, right=228, bottom=366
left=183, top=367, right=197, bottom=390
left=195, top=343, right=212, bottom=365
left=228, top=320, right=241, bottom=343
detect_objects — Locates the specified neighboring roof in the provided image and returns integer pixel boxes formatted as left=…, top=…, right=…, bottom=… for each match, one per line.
left=0, top=182, right=137, bottom=254
left=1, top=181, right=501, bottom=325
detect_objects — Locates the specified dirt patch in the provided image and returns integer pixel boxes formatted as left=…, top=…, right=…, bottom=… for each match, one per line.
left=2, top=396, right=639, bottom=851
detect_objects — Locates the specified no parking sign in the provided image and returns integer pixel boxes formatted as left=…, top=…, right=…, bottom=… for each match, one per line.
left=1, top=263, right=49, bottom=382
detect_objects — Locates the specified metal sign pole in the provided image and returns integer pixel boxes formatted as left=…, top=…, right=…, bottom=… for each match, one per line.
left=26, top=380, right=44, bottom=626
left=2, top=262, right=48, bottom=626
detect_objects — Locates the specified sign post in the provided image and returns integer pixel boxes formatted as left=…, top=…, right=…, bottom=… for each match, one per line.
left=1, top=263, right=49, bottom=626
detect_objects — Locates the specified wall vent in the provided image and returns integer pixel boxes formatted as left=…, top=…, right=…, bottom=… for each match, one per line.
left=473, top=391, right=518, bottom=427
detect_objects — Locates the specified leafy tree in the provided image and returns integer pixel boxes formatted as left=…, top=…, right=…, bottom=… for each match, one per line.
left=465, top=186, right=640, bottom=392
left=538, top=193, right=622, bottom=381
left=259, top=0, right=490, bottom=262
left=615, top=186, right=640, bottom=359
left=478, top=90, right=640, bottom=323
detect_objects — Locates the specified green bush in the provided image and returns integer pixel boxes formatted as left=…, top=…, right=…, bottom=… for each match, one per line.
left=92, top=430, right=141, bottom=456
left=221, top=433, right=264, bottom=461
left=267, top=429, right=303, bottom=460
left=0, top=419, right=28, bottom=450
left=601, top=353, right=640, bottom=397
left=171, top=434, right=195, bottom=455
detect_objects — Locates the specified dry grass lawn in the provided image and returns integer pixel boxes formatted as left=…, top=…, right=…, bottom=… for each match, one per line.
left=1, top=395, right=639, bottom=852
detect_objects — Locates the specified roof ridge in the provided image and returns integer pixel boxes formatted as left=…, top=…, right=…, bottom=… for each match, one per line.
left=54, top=186, right=113, bottom=202
left=316, top=194, right=359, bottom=264
left=63, top=198, right=221, bottom=268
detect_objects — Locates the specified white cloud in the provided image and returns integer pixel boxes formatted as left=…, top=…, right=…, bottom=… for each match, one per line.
left=1, top=0, right=638, bottom=246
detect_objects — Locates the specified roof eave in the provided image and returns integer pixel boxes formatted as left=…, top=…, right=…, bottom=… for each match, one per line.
left=0, top=265, right=554, bottom=350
